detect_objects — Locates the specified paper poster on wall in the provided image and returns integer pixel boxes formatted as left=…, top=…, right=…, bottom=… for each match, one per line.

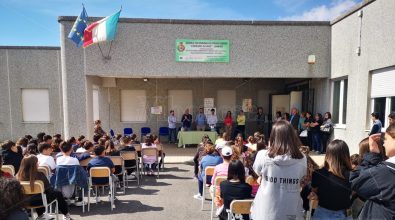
left=151, top=106, right=163, bottom=115
left=242, top=99, right=253, bottom=112
left=204, top=98, right=214, bottom=108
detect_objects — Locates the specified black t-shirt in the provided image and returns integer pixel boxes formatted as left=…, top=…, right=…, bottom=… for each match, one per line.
left=311, top=119, right=323, bottom=133
left=220, top=180, right=252, bottom=219
left=311, top=168, right=352, bottom=211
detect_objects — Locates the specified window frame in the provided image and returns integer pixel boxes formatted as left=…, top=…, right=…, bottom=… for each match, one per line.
left=331, top=78, right=348, bottom=127
left=21, top=88, right=51, bottom=123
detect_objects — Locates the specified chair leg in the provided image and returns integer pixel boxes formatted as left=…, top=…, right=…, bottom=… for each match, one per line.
left=88, top=188, right=91, bottom=212
left=82, top=188, right=85, bottom=213
left=211, top=187, right=215, bottom=220
left=201, top=178, right=205, bottom=210
left=55, top=200, right=59, bottom=220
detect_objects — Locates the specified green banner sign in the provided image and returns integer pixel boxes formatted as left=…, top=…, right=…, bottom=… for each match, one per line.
left=175, top=39, right=229, bottom=63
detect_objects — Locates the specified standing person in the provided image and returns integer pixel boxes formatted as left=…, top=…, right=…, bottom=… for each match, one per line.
left=235, top=110, right=246, bottom=140
left=181, top=108, right=192, bottom=131
left=251, top=120, right=307, bottom=220
left=350, top=125, right=395, bottom=219
left=168, top=110, right=177, bottom=144
left=321, top=112, right=334, bottom=153
left=304, top=112, right=314, bottom=151
left=218, top=160, right=252, bottom=220
left=256, top=107, right=265, bottom=134
left=309, top=140, right=352, bottom=220
left=310, top=113, right=323, bottom=154
left=224, top=111, right=233, bottom=138
left=16, top=155, right=71, bottom=220
left=388, top=112, right=395, bottom=126
left=369, top=112, right=382, bottom=135
left=196, top=107, right=207, bottom=131
left=289, top=107, right=300, bottom=130
left=1, top=140, right=23, bottom=173
left=207, top=108, right=218, bottom=132
left=94, top=120, right=106, bottom=136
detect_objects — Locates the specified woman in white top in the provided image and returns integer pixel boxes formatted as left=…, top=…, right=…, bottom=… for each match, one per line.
left=251, top=120, right=307, bottom=220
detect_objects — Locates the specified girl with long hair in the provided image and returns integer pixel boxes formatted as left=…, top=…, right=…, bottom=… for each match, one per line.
left=16, top=155, right=71, bottom=220
left=251, top=120, right=306, bottom=220
left=309, top=140, right=352, bottom=219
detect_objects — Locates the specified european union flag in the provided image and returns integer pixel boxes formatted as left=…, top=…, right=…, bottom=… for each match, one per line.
left=68, top=7, right=88, bottom=47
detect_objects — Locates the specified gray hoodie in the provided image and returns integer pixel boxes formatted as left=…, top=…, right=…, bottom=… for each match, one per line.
left=251, top=150, right=307, bottom=220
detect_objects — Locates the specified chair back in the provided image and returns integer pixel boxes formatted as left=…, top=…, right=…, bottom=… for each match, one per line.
left=120, top=151, right=137, bottom=160
left=20, top=180, right=45, bottom=195
left=230, top=199, right=253, bottom=215
left=109, top=156, right=123, bottom=166
left=90, top=167, right=111, bottom=178
left=134, top=144, right=142, bottom=152
left=157, top=144, right=163, bottom=151
left=205, top=166, right=215, bottom=176
left=142, top=148, right=158, bottom=157
left=124, top=128, right=133, bottom=136
left=246, top=175, right=258, bottom=186
left=159, top=127, right=169, bottom=135
left=141, top=127, right=151, bottom=134
left=38, top=166, right=51, bottom=179
left=214, top=176, right=227, bottom=187
left=80, top=157, right=92, bottom=167
left=1, top=165, right=15, bottom=176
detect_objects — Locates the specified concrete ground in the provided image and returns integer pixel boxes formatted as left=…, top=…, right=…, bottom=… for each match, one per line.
left=69, top=144, right=325, bottom=220
left=70, top=163, right=211, bottom=220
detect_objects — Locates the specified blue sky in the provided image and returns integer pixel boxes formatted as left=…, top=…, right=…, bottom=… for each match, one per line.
left=0, top=0, right=361, bottom=46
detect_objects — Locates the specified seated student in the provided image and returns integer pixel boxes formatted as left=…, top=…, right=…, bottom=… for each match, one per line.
left=130, top=134, right=140, bottom=144
left=113, top=134, right=122, bottom=147
left=16, top=137, right=29, bottom=155
left=87, top=146, right=115, bottom=185
left=215, top=132, right=229, bottom=151
left=113, top=136, right=137, bottom=180
left=37, top=143, right=56, bottom=173
left=219, top=160, right=252, bottom=220
left=142, top=135, right=158, bottom=176
left=37, top=132, right=46, bottom=143
left=77, top=135, right=85, bottom=145
left=104, top=140, right=117, bottom=156
left=1, top=140, right=23, bottom=173
left=16, top=155, right=71, bottom=220
left=299, top=146, right=319, bottom=213
left=193, top=136, right=211, bottom=177
left=76, top=141, right=94, bottom=161
left=92, top=133, right=102, bottom=146
left=194, top=142, right=223, bottom=200
left=0, top=155, right=13, bottom=178
left=43, top=135, right=53, bottom=145
left=0, top=177, right=29, bottom=220
left=56, top=142, right=83, bottom=205
left=152, top=134, right=166, bottom=169
left=243, top=153, right=260, bottom=197
left=246, top=136, right=257, bottom=152
left=211, top=146, right=233, bottom=209
left=24, top=142, right=38, bottom=156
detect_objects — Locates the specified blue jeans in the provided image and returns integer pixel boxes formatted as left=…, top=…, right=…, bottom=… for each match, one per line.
left=312, top=132, right=322, bottom=152
left=313, top=206, right=351, bottom=220
left=169, top=128, right=177, bottom=143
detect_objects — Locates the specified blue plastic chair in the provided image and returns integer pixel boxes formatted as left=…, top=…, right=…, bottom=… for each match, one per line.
left=110, top=129, right=115, bottom=138
left=140, top=127, right=151, bottom=141
left=124, top=128, right=133, bottom=136
left=158, top=127, right=170, bottom=143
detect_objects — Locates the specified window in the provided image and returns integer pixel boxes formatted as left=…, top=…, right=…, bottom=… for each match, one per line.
left=120, top=90, right=146, bottom=122
left=371, top=68, right=395, bottom=128
left=92, top=89, right=99, bottom=121
left=332, top=79, right=348, bottom=125
left=21, top=89, right=50, bottom=122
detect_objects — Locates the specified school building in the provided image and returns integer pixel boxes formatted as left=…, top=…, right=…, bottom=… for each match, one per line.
left=0, top=0, right=393, bottom=153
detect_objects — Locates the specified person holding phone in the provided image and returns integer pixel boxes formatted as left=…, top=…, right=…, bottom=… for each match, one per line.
left=350, top=124, right=395, bottom=219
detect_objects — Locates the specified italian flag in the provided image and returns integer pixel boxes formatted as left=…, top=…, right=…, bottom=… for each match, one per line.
left=83, top=10, right=121, bottom=48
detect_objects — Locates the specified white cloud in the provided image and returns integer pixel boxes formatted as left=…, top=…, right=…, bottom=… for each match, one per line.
left=280, top=0, right=359, bottom=21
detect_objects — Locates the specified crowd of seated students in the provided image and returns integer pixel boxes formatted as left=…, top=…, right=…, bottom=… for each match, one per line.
left=0, top=130, right=166, bottom=220
left=193, top=120, right=395, bottom=220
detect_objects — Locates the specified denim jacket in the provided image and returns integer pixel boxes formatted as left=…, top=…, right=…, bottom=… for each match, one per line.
left=51, top=165, right=88, bottom=190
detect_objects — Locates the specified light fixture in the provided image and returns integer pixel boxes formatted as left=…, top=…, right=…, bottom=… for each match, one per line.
left=308, top=55, right=316, bottom=64
left=143, top=78, right=148, bottom=82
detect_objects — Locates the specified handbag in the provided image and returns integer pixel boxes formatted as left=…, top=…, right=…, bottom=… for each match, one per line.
left=320, top=126, right=331, bottom=133
left=300, top=130, right=308, bottom=137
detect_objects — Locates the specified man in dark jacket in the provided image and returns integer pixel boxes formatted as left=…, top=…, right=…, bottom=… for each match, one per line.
left=289, top=107, right=300, bottom=130
left=350, top=132, right=395, bottom=219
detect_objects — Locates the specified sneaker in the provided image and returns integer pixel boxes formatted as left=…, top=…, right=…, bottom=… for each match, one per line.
left=74, top=201, right=83, bottom=207
left=127, top=175, right=136, bottom=180
left=63, top=213, right=72, bottom=220
left=37, top=214, right=55, bottom=220
left=193, top=194, right=202, bottom=200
